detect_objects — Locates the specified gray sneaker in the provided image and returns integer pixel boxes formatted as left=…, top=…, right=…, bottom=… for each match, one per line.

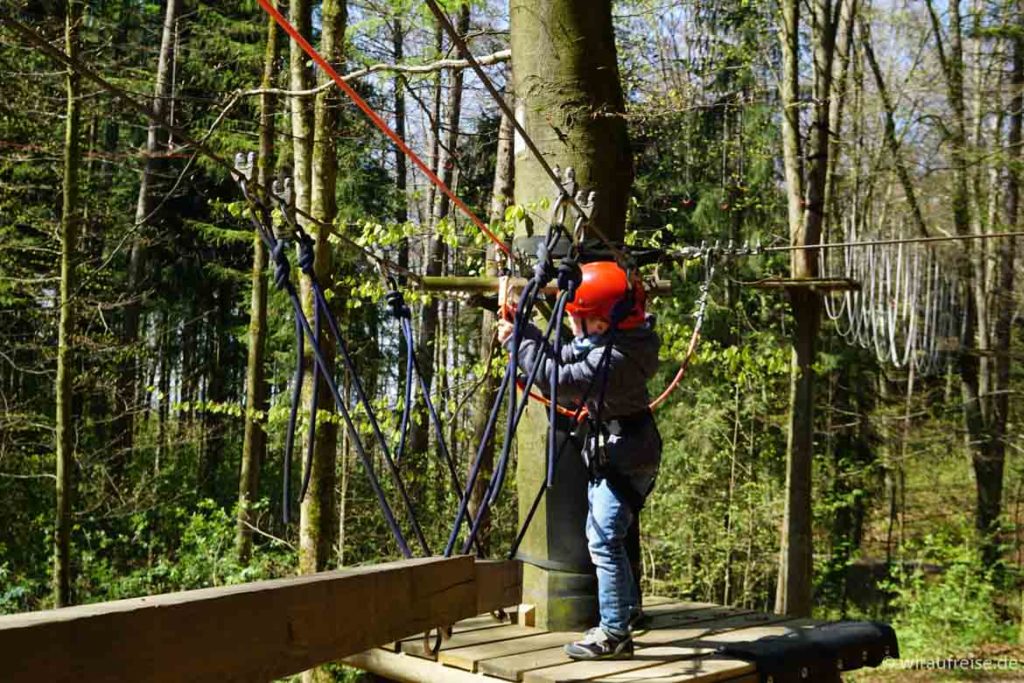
left=564, top=627, right=634, bottom=660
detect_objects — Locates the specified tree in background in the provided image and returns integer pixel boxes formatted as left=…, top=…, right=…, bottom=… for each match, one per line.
left=53, top=0, right=82, bottom=608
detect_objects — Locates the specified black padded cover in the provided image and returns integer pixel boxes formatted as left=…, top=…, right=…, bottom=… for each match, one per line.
left=715, top=620, right=899, bottom=683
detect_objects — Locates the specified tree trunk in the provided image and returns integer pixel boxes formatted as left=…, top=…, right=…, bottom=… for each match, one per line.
left=860, top=12, right=929, bottom=238
left=425, top=22, right=444, bottom=231
left=200, top=284, right=231, bottom=499
left=54, top=0, right=82, bottom=608
left=987, top=0, right=1023, bottom=568
left=392, top=17, right=411, bottom=289
left=119, top=0, right=180, bottom=476
left=775, top=0, right=839, bottom=618
left=510, top=0, right=632, bottom=630
left=393, top=18, right=408, bottom=233
left=289, top=0, right=314, bottom=219
left=409, top=4, right=470, bottom=460
left=237, top=1, right=281, bottom=565
left=468, top=103, right=515, bottom=555
left=824, top=0, right=856, bottom=227
left=298, top=0, right=346, bottom=598
left=926, top=0, right=1003, bottom=564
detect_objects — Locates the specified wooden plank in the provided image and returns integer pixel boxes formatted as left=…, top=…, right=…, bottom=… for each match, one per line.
left=645, top=605, right=750, bottom=629
left=694, top=617, right=820, bottom=643
left=640, top=595, right=675, bottom=607
left=385, top=559, right=521, bottom=654
left=591, top=655, right=755, bottom=682
left=481, top=610, right=769, bottom=681
left=346, top=649, right=488, bottom=683
left=748, top=277, right=860, bottom=292
left=522, top=644, right=716, bottom=682
left=477, top=560, right=524, bottom=614
left=480, top=641, right=583, bottom=681
left=0, top=556, right=480, bottom=682
left=522, top=614, right=797, bottom=683
left=404, top=623, right=543, bottom=660
left=635, top=612, right=795, bottom=646
left=386, top=612, right=513, bottom=653
left=439, top=631, right=580, bottom=672
left=641, top=601, right=719, bottom=617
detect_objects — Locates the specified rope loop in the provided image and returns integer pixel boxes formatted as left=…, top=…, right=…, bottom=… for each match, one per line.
left=296, top=231, right=316, bottom=276
left=556, top=257, right=582, bottom=299
left=532, top=241, right=556, bottom=288
left=271, top=240, right=291, bottom=290
left=385, top=289, right=411, bottom=319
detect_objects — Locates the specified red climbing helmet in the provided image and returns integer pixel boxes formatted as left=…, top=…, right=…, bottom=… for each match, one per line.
left=566, top=261, right=647, bottom=330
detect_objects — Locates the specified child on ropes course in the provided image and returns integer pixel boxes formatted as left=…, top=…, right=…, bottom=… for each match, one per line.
left=497, top=260, right=662, bottom=660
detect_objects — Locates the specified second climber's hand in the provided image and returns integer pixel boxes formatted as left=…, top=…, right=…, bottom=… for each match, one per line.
left=497, top=319, right=514, bottom=345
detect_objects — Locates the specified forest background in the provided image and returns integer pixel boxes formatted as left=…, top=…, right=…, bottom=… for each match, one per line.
left=3, top=0, right=1024, bottom=678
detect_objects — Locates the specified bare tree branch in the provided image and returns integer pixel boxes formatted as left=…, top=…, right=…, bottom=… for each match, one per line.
left=242, top=49, right=510, bottom=99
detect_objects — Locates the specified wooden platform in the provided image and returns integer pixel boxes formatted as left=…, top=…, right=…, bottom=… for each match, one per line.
left=345, top=596, right=833, bottom=682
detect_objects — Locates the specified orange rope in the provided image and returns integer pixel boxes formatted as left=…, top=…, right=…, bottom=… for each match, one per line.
left=649, top=328, right=701, bottom=410
left=256, top=0, right=511, bottom=256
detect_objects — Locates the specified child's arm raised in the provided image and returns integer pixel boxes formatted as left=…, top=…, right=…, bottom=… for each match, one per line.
left=513, top=326, right=617, bottom=406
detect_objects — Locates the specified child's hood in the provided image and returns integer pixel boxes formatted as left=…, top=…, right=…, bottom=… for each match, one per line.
left=613, top=315, right=661, bottom=379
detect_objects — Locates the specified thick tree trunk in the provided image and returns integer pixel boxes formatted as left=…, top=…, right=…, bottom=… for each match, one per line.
left=983, top=0, right=1023, bottom=569
left=54, top=0, right=82, bottom=608
left=775, top=0, right=839, bottom=618
left=775, top=0, right=805, bottom=618
left=298, top=0, right=345, bottom=597
left=237, top=2, right=281, bottom=565
left=926, top=0, right=1003, bottom=563
left=409, top=4, right=470, bottom=460
left=510, top=0, right=632, bottom=630
left=119, top=0, right=180, bottom=474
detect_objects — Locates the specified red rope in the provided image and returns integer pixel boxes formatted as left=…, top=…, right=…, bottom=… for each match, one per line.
left=649, top=328, right=701, bottom=410
left=256, top=0, right=511, bottom=256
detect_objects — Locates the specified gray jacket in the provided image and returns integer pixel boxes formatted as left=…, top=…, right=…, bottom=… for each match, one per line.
left=509, top=316, right=663, bottom=472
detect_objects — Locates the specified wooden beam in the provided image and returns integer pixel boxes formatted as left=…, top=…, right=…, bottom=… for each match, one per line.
left=347, top=648, right=488, bottom=683
left=746, top=277, right=860, bottom=292
left=476, top=559, right=523, bottom=614
left=419, top=276, right=675, bottom=297
left=0, top=557, right=521, bottom=682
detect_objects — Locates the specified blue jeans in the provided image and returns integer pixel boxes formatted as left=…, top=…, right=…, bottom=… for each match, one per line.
left=586, top=469, right=657, bottom=636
